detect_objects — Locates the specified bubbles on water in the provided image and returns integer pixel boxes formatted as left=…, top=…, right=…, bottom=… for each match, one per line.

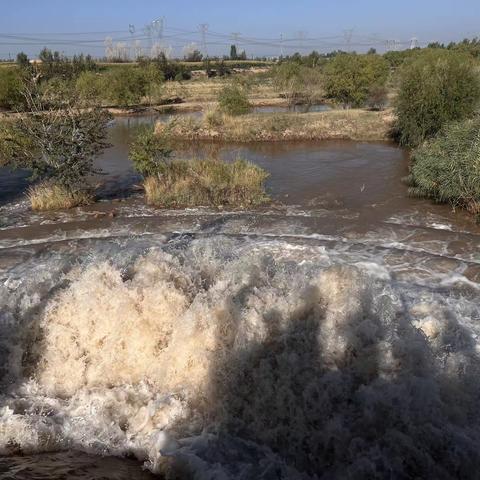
left=0, top=235, right=479, bottom=479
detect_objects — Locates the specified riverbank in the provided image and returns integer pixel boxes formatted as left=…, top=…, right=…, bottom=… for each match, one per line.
left=157, top=108, right=394, bottom=142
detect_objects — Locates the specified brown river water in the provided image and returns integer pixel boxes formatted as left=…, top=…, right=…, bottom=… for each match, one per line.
left=0, top=113, right=479, bottom=479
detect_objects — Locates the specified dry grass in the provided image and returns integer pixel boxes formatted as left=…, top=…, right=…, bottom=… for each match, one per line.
left=162, top=74, right=277, bottom=103
left=143, top=158, right=269, bottom=208
left=158, top=108, right=394, bottom=143
left=28, top=183, right=93, bottom=211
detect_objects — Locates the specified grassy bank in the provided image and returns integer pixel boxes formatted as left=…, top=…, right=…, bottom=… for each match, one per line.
left=157, top=109, right=394, bottom=142
left=143, top=158, right=269, bottom=208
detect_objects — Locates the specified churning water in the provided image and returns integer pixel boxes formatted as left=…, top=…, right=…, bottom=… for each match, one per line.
left=0, top=115, right=479, bottom=479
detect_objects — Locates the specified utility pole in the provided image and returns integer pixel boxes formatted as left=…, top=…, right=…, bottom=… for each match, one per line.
left=199, top=23, right=209, bottom=58
left=343, top=28, right=354, bottom=46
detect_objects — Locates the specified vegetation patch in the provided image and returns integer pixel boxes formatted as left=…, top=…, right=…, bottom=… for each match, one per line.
left=217, top=84, right=252, bottom=115
left=28, top=182, right=93, bottom=211
left=395, top=49, right=480, bottom=147
left=144, top=159, right=269, bottom=208
left=407, top=118, right=480, bottom=215
left=159, top=109, right=393, bottom=142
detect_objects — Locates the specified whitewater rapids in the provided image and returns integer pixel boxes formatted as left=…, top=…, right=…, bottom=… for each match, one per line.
left=0, top=233, right=479, bottom=479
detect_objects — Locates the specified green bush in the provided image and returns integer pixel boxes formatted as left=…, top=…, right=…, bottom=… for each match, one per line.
left=218, top=84, right=252, bottom=116
left=395, top=49, right=480, bottom=147
left=104, top=67, right=149, bottom=106
left=129, top=126, right=172, bottom=177
left=408, top=117, right=480, bottom=214
left=324, top=53, right=389, bottom=108
left=0, top=68, right=24, bottom=109
left=75, top=71, right=106, bottom=104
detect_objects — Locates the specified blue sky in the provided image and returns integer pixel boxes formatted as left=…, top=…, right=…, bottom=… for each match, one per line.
left=1, top=0, right=479, bottom=58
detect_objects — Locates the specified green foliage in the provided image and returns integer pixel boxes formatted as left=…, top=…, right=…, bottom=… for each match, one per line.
left=395, top=49, right=480, bottom=147
left=129, top=126, right=172, bottom=177
left=408, top=117, right=480, bottom=214
left=144, top=158, right=270, bottom=208
left=323, top=53, right=389, bottom=107
left=104, top=67, right=149, bottom=106
left=218, top=84, right=252, bottom=116
left=383, top=49, right=420, bottom=68
left=36, top=48, right=98, bottom=81
left=230, top=45, right=238, bottom=60
left=75, top=71, right=105, bottom=103
left=0, top=68, right=24, bottom=109
left=16, top=52, right=29, bottom=68
left=0, top=76, right=111, bottom=190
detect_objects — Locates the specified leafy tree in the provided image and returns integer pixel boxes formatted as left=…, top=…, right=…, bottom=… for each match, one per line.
left=323, top=53, right=389, bottom=108
left=395, top=49, right=480, bottom=146
left=407, top=117, right=480, bottom=214
left=16, top=52, right=29, bottom=68
left=218, top=84, right=252, bottom=115
left=230, top=45, right=238, bottom=60
left=0, top=74, right=111, bottom=192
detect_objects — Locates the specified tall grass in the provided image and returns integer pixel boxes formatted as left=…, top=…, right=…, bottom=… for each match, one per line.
left=144, top=158, right=269, bottom=208
left=28, top=183, right=93, bottom=211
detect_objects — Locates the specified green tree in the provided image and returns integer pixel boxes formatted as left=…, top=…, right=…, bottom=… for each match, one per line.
left=395, top=49, right=480, bottom=146
left=0, top=75, right=111, bottom=192
left=230, top=45, right=238, bottom=60
left=323, top=53, right=389, bottom=108
left=16, top=52, right=29, bottom=68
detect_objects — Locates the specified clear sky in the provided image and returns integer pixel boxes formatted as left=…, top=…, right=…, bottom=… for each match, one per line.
left=1, top=0, right=479, bottom=59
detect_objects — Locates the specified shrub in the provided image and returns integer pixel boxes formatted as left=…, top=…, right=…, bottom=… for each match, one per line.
left=143, top=158, right=269, bottom=208
left=366, top=85, right=388, bottom=111
left=0, top=68, right=24, bottom=109
left=28, top=182, right=93, bottom=211
left=324, top=53, right=389, bottom=108
left=205, top=108, right=224, bottom=128
left=272, top=63, right=323, bottom=107
left=408, top=117, right=480, bottom=214
left=75, top=71, right=106, bottom=104
left=104, top=67, right=149, bottom=106
left=0, top=74, right=111, bottom=206
left=218, top=84, right=252, bottom=116
left=395, top=49, right=480, bottom=147
left=129, top=126, right=172, bottom=177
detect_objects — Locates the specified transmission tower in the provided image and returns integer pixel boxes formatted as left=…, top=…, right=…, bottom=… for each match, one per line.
left=297, top=31, right=306, bottom=52
left=231, top=32, right=241, bottom=47
left=385, top=39, right=398, bottom=52
left=280, top=33, right=284, bottom=57
left=199, top=23, right=209, bottom=57
left=410, top=36, right=419, bottom=49
left=343, top=28, right=354, bottom=45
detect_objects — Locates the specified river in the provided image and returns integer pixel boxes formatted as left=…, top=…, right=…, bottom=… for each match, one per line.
left=0, top=113, right=479, bottom=479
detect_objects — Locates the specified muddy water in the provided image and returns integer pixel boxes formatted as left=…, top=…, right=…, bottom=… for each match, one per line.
left=0, top=115, right=479, bottom=479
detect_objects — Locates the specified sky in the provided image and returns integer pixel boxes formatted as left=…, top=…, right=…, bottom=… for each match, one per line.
left=1, top=0, right=479, bottom=59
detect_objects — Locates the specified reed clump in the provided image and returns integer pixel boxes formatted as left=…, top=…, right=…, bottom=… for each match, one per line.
left=28, top=182, right=93, bottom=211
